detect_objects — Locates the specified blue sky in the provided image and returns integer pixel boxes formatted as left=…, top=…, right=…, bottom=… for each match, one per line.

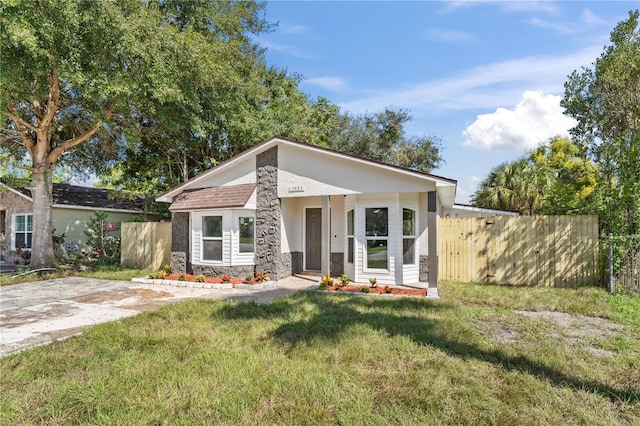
left=256, top=0, right=637, bottom=203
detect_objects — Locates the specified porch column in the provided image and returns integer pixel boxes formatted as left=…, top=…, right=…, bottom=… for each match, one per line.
left=427, top=191, right=439, bottom=298
left=321, top=195, right=331, bottom=276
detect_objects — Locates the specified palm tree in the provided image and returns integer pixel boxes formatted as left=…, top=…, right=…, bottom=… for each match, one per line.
left=471, top=159, right=551, bottom=215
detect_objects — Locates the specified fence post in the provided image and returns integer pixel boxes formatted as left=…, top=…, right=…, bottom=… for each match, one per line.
left=608, top=233, right=614, bottom=294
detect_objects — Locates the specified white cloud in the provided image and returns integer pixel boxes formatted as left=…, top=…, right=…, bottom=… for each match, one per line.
left=529, top=8, right=609, bottom=34
left=305, top=76, right=347, bottom=92
left=259, top=40, right=316, bottom=59
left=444, top=0, right=559, bottom=15
left=462, top=91, right=577, bottom=151
left=278, top=23, right=310, bottom=35
left=340, top=45, right=600, bottom=114
left=422, top=28, right=474, bottom=44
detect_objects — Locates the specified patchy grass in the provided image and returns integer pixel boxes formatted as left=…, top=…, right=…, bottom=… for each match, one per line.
left=0, top=265, right=153, bottom=286
left=1, top=282, right=638, bottom=425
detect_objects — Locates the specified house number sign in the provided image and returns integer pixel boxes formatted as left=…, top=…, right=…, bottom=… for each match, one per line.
left=288, top=186, right=304, bottom=193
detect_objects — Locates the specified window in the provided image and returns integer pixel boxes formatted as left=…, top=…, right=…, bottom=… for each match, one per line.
left=365, top=207, right=388, bottom=270
left=403, top=208, right=415, bottom=265
left=202, top=216, right=222, bottom=261
left=13, top=214, right=32, bottom=249
left=238, top=216, right=254, bottom=253
left=347, top=209, right=354, bottom=263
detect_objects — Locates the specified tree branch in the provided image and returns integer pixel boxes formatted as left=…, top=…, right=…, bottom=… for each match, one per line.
left=47, top=121, right=103, bottom=164
left=6, top=111, right=37, bottom=133
left=6, top=105, right=36, bottom=153
left=39, top=67, right=61, bottom=132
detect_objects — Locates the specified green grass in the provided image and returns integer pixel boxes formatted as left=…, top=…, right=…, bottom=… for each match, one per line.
left=1, top=282, right=638, bottom=425
left=0, top=265, right=154, bottom=286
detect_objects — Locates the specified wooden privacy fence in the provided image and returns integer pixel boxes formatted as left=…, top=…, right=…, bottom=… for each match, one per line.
left=438, top=215, right=599, bottom=286
left=121, top=222, right=172, bottom=270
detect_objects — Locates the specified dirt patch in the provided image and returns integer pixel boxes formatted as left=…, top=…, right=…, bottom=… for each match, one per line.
left=71, top=288, right=173, bottom=305
left=481, top=310, right=624, bottom=358
left=0, top=302, right=80, bottom=329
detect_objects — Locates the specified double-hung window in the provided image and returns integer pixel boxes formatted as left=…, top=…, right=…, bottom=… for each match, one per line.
left=238, top=216, right=255, bottom=253
left=202, top=216, right=223, bottom=261
left=14, top=214, right=33, bottom=249
left=365, top=207, right=388, bottom=270
left=347, top=209, right=354, bottom=263
left=402, top=208, right=416, bottom=265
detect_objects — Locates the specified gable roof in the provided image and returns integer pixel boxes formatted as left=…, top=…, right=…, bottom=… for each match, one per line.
left=169, top=183, right=256, bottom=212
left=0, top=180, right=148, bottom=213
left=157, top=136, right=458, bottom=205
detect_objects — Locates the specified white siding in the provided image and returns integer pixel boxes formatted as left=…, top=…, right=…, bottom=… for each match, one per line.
left=278, top=144, right=438, bottom=198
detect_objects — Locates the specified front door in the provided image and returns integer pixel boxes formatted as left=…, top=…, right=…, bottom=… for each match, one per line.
left=305, top=208, right=322, bottom=270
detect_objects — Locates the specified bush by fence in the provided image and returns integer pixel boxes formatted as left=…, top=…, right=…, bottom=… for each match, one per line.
left=121, top=222, right=171, bottom=270
left=438, top=215, right=599, bottom=287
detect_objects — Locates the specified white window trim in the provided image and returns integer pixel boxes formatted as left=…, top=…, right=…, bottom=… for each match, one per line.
left=12, top=213, right=33, bottom=250
left=192, top=209, right=256, bottom=267
left=201, top=215, right=223, bottom=263
left=346, top=209, right=354, bottom=264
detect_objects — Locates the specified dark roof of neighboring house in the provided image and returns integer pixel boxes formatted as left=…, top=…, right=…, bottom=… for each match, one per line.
left=169, top=183, right=256, bottom=212
left=1, top=180, right=148, bottom=212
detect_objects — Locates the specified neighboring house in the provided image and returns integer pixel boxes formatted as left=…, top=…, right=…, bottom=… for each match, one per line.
left=442, top=204, right=519, bottom=218
left=157, top=136, right=460, bottom=295
left=0, top=180, right=151, bottom=259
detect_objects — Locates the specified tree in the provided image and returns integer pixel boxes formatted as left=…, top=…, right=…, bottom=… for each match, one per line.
left=329, top=108, right=444, bottom=173
left=471, top=158, right=550, bottom=215
left=0, top=0, right=272, bottom=268
left=529, top=137, right=597, bottom=215
left=561, top=10, right=640, bottom=236
left=471, top=137, right=597, bottom=215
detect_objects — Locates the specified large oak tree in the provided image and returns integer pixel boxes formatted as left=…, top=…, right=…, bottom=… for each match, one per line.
left=0, top=0, right=272, bottom=268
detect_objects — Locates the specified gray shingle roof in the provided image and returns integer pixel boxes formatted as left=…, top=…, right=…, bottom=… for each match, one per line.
left=1, top=180, right=149, bottom=212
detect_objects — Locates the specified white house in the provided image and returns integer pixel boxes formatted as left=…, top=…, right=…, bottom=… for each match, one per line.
left=157, top=137, right=458, bottom=296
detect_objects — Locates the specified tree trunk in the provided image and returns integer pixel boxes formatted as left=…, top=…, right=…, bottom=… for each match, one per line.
left=30, top=163, right=55, bottom=268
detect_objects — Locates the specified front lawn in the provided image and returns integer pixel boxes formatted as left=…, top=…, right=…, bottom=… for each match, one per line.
left=0, top=265, right=154, bottom=286
left=1, top=282, right=638, bottom=425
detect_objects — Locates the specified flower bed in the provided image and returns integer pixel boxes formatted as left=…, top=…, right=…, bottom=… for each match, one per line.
left=321, top=284, right=428, bottom=297
left=159, top=273, right=268, bottom=287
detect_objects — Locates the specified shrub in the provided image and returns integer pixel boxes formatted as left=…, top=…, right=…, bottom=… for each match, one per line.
left=339, top=274, right=350, bottom=285
left=255, top=271, right=270, bottom=282
left=384, top=285, right=392, bottom=294
left=361, top=287, right=371, bottom=293
left=319, top=273, right=334, bottom=287
left=369, top=277, right=378, bottom=288
left=195, top=274, right=206, bottom=283
left=178, top=274, right=186, bottom=281
left=221, top=275, right=231, bottom=283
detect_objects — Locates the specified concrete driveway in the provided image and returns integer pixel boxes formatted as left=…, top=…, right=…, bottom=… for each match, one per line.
left=0, top=276, right=317, bottom=358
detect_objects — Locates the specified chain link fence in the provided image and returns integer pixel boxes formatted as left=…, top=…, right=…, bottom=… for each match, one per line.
left=604, top=234, right=640, bottom=294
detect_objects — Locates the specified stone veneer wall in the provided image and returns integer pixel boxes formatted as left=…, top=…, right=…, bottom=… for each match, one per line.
left=290, top=252, right=303, bottom=275
left=191, top=264, right=255, bottom=278
left=419, top=255, right=429, bottom=282
left=330, top=252, right=344, bottom=276
left=171, top=212, right=191, bottom=274
left=255, top=147, right=291, bottom=280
